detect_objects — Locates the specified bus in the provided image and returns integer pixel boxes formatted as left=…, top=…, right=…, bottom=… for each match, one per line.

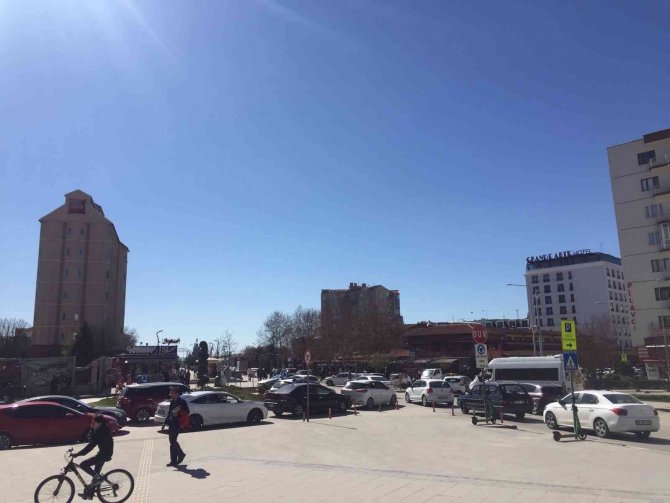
left=487, top=355, right=583, bottom=391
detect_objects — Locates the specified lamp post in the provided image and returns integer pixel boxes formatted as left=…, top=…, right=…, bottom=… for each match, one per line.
left=507, top=283, right=541, bottom=356
left=156, top=329, right=164, bottom=346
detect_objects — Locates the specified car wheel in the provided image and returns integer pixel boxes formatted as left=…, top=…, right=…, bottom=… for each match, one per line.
left=593, top=418, right=610, bottom=438
left=390, top=394, right=397, bottom=407
left=134, top=408, right=151, bottom=423
left=421, top=395, right=428, bottom=407
left=273, top=406, right=283, bottom=417
left=515, top=413, right=525, bottom=421
left=292, top=404, right=304, bottom=417
left=326, top=380, right=334, bottom=386
left=635, top=431, right=651, bottom=439
left=461, top=404, right=469, bottom=414
left=247, top=408, right=263, bottom=424
left=532, top=402, right=541, bottom=415
left=0, top=432, right=12, bottom=450
left=545, top=411, right=559, bottom=430
left=189, top=414, right=204, bottom=430
left=404, top=393, right=411, bottom=404
left=366, top=397, right=374, bottom=409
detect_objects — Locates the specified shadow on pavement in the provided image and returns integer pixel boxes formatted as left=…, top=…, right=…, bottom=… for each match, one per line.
left=175, top=465, right=210, bottom=479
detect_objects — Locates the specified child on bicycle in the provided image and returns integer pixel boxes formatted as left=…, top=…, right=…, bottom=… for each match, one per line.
left=72, top=414, right=114, bottom=500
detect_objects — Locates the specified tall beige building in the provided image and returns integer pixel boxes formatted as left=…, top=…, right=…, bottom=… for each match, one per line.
left=32, top=190, right=128, bottom=354
left=608, top=128, right=670, bottom=347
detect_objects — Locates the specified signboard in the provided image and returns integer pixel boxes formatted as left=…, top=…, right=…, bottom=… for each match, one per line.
left=472, top=325, right=488, bottom=344
left=68, top=198, right=86, bottom=214
left=561, top=320, right=577, bottom=351
left=304, top=351, right=311, bottom=366
left=474, top=343, right=488, bottom=368
left=563, top=352, right=579, bottom=371
left=620, top=353, right=628, bottom=363
left=646, top=363, right=660, bottom=380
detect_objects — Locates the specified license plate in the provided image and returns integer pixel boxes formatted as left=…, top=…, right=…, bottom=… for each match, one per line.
left=636, top=420, right=652, bottom=425
left=513, top=401, right=524, bottom=404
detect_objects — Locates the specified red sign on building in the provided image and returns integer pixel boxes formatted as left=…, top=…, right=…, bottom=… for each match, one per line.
left=68, top=198, right=86, bottom=214
left=472, top=324, right=488, bottom=344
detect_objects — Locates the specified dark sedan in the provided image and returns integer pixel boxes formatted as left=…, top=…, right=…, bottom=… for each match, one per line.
left=459, top=382, right=533, bottom=421
left=519, top=383, right=565, bottom=415
left=264, top=383, right=349, bottom=417
left=19, top=395, right=127, bottom=425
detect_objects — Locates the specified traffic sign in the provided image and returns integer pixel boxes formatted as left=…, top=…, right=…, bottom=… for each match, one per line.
left=304, top=351, right=311, bottom=365
left=561, top=320, right=577, bottom=351
left=474, top=343, right=488, bottom=368
left=563, top=352, right=579, bottom=371
left=621, top=353, right=628, bottom=363
left=472, top=324, right=488, bottom=344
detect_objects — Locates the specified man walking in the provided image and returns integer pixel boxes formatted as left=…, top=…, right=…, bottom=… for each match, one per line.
left=166, top=386, right=189, bottom=466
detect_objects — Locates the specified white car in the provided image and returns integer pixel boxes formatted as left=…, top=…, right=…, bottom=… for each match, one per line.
left=543, top=390, right=660, bottom=439
left=323, top=372, right=359, bottom=386
left=355, top=374, right=391, bottom=385
left=420, top=368, right=443, bottom=380
left=389, top=373, right=409, bottom=387
left=154, top=391, right=268, bottom=429
left=405, top=379, right=454, bottom=407
left=269, top=375, right=319, bottom=392
left=341, top=380, right=398, bottom=408
left=444, top=375, right=471, bottom=395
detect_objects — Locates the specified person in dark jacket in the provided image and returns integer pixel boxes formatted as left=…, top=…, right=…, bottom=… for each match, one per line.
left=73, top=414, right=114, bottom=499
left=166, top=386, right=189, bottom=467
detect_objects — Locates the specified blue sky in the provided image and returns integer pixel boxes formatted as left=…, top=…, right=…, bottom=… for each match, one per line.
left=2, top=1, right=670, bottom=349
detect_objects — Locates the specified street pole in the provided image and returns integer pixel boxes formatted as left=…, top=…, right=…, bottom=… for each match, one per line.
left=663, top=329, right=670, bottom=384
left=538, top=305, right=543, bottom=356
left=156, top=329, right=164, bottom=346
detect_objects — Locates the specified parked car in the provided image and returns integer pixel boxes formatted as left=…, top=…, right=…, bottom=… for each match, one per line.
left=258, top=374, right=283, bottom=393
left=459, top=382, right=533, bottom=420
left=18, top=395, right=128, bottom=425
left=264, top=383, right=349, bottom=417
left=443, top=376, right=471, bottom=395
left=269, top=375, right=319, bottom=392
left=247, top=368, right=258, bottom=378
left=389, top=373, right=409, bottom=387
left=294, top=370, right=310, bottom=376
left=0, top=401, right=119, bottom=450
left=519, top=383, right=565, bottom=415
left=420, top=368, right=443, bottom=380
left=324, top=372, right=360, bottom=386
left=155, top=391, right=267, bottom=429
left=117, top=382, right=190, bottom=422
left=405, top=379, right=454, bottom=407
left=355, top=374, right=391, bottom=385
left=341, top=380, right=398, bottom=408
left=543, top=390, right=660, bottom=439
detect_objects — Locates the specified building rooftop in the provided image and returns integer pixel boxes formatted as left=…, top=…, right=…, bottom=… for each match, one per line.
left=526, top=251, right=621, bottom=271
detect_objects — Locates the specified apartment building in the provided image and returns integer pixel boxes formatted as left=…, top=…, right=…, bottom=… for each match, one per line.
left=321, top=282, right=402, bottom=328
left=524, top=251, right=632, bottom=348
left=608, top=128, right=670, bottom=347
left=31, top=190, right=128, bottom=354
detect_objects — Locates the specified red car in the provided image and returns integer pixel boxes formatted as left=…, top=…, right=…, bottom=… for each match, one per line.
left=0, top=401, right=119, bottom=450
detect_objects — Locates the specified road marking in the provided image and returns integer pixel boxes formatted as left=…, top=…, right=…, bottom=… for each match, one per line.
left=132, top=440, right=153, bottom=503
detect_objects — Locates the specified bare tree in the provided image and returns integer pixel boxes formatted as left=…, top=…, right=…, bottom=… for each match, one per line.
left=0, top=318, right=32, bottom=358
left=0, top=318, right=30, bottom=338
left=257, top=311, right=292, bottom=363
left=289, top=306, right=321, bottom=360
left=578, top=314, right=619, bottom=373
left=215, top=329, right=238, bottom=361
left=122, top=327, right=139, bottom=348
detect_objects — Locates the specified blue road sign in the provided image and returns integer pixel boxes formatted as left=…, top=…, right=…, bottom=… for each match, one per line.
left=563, top=352, right=579, bottom=371
left=475, top=343, right=486, bottom=355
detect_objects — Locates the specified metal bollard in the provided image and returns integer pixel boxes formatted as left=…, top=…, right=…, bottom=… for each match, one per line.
left=451, top=402, right=455, bottom=416
left=328, top=407, right=332, bottom=419
left=379, top=401, right=382, bottom=412
left=303, top=411, right=306, bottom=422
left=396, top=399, right=399, bottom=411
left=354, top=404, right=358, bottom=415
left=432, top=401, right=436, bottom=412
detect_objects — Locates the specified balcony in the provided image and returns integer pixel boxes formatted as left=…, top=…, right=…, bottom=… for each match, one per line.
left=648, top=156, right=670, bottom=171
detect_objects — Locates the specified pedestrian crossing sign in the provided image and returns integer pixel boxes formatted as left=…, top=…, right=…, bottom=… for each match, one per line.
left=563, top=352, right=579, bottom=371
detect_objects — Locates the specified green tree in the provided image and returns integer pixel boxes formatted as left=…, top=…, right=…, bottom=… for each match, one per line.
left=69, top=322, right=96, bottom=366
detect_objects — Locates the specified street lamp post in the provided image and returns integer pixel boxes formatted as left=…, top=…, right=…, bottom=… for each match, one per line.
left=156, top=329, right=164, bottom=346
left=507, top=283, right=541, bottom=356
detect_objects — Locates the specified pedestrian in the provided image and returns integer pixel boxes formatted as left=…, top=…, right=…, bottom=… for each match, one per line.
left=72, top=415, right=114, bottom=500
left=165, top=386, right=189, bottom=467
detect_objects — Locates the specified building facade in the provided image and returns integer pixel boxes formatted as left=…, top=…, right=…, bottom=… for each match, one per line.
left=32, top=190, right=128, bottom=353
left=608, top=128, right=670, bottom=347
left=524, top=251, right=632, bottom=348
left=321, top=282, right=402, bottom=327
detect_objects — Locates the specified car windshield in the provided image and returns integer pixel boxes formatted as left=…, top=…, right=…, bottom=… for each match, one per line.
left=369, top=376, right=384, bottom=381
left=520, top=384, right=536, bottom=392
left=603, top=394, right=642, bottom=404
left=501, top=384, right=525, bottom=394
left=429, top=382, right=446, bottom=388
left=541, top=386, right=564, bottom=397
left=446, top=378, right=461, bottom=383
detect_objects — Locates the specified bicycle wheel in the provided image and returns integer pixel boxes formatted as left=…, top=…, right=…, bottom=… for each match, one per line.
left=97, top=469, right=134, bottom=503
left=34, top=475, right=74, bottom=503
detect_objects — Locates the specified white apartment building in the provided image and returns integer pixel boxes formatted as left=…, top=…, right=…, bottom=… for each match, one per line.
left=524, top=251, right=632, bottom=348
left=608, top=127, right=670, bottom=347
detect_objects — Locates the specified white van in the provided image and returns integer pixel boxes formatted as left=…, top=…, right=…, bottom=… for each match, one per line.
left=487, top=355, right=583, bottom=391
left=420, top=368, right=443, bottom=380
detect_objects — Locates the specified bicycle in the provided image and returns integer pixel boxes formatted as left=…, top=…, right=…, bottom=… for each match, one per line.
left=34, top=448, right=134, bottom=503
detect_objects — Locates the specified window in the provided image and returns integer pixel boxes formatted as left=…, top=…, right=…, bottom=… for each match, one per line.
left=79, top=248, right=83, bottom=256
left=80, top=228, right=84, bottom=236
left=544, top=285, right=551, bottom=293
left=649, top=231, right=662, bottom=245
left=77, top=269, right=81, bottom=278
left=531, top=275, right=538, bottom=284
left=659, top=315, right=670, bottom=329
left=61, top=313, right=66, bottom=321
left=494, top=368, right=559, bottom=382
left=645, top=204, right=664, bottom=218
left=606, top=268, right=610, bottom=277
left=543, top=274, right=550, bottom=282
left=63, top=291, right=68, bottom=299
left=558, top=295, right=566, bottom=303
left=105, top=292, right=109, bottom=300
left=74, top=313, right=79, bottom=321
left=544, top=296, right=552, bottom=304
left=655, top=287, right=670, bottom=301
left=66, top=248, right=70, bottom=256
left=652, top=258, right=670, bottom=272
left=532, top=286, right=540, bottom=294
left=64, top=269, right=69, bottom=277
left=638, top=150, right=656, bottom=165
left=641, top=176, right=660, bottom=191
left=616, top=270, right=621, bottom=279
left=559, top=306, right=567, bottom=315
left=570, top=294, right=575, bottom=302
left=547, top=318, right=554, bottom=327
left=661, top=223, right=670, bottom=247
left=568, top=271, right=572, bottom=280
left=581, top=393, right=599, bottom=405
left=556, top=272, right=563, bottom=281
left=569, top=282, right=573, bottom=291
left=608, top=280, right=611, bottom=288
left=546, top=307, right=553, bottom=315
left=609, top=291, right=613, bottom=300
left=106, top=271, right=110, bottom=279
left=571, top=305, right=576, bottom=314
left=557, top=284, right=565, bottom=292
left=67, top=227, right=72, bottom=235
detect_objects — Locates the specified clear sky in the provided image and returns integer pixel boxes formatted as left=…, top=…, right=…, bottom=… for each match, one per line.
left=2, top=1, right=670, bottom=350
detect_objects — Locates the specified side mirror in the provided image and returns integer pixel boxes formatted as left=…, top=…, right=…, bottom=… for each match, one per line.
left=558, top=398, right=565, bottom=406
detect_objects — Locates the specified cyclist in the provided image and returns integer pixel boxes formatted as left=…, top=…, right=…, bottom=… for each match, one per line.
left=72, top=414, right=114, bottom=500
